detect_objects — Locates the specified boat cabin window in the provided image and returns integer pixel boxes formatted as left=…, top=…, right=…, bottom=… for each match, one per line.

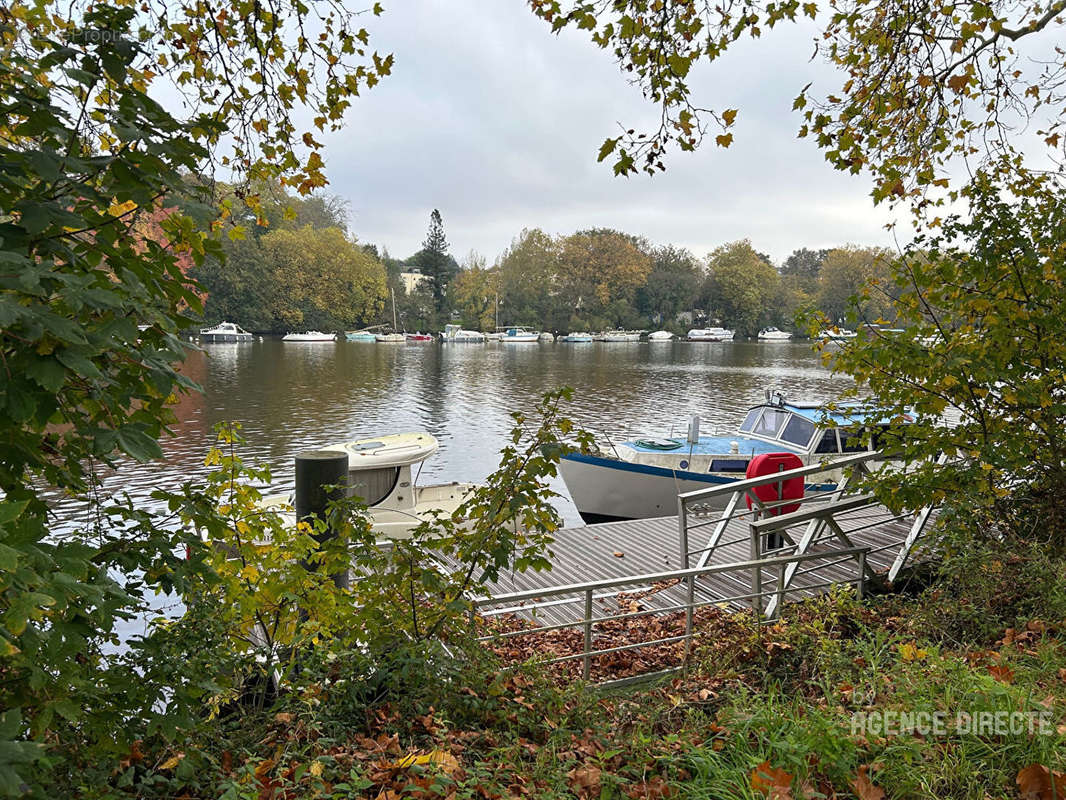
left=752, top=407, right=790, bottom=438
left=347, top=467, right=401, bottom=506
left=840, top=430, right=869, bottom=453
left=780, top=415, right=816, bottom=447
left=739, top=408, right=762, bottom=433
left=815, top=430, right=840, bottom=454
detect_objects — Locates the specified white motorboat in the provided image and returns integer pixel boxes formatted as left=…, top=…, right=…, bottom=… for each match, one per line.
left=484, top=332, right=503, bottom=341
left=441, top=324, right=485, bottom=343
left=687, top=327, right=734, bottom=341
left=283, top=331, right=335, bottom=342
left=648, top=330, right=674, bottom=341
left=539, top=332, right=555, bottom=342
left=375, top=332, right=405, bottom=343
left=596, top=330, right=642, bottom=342
left=818, top=328, right=858, bottom=341
left=200, top=321, right=253, bottom=343
left=758, top=327, right=793, bottom=341
left=559, top=332, right=593, bottom=343
left=260, top=432, right=478, bottom=540
left=559, top=391, right=903, bottom=523
left=501, top=326, right=540, bottom=343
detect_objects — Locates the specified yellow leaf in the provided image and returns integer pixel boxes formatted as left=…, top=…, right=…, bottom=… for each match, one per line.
left=715, top=133, right=733, bottom=148
left=108, top=199, right=138, bottom=217
left=721, top=108, right=738, bottom=126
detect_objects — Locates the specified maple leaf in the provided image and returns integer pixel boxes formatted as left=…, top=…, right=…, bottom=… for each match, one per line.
left=751, top=761, right=794, bottom=798
left=1017, top=763, right=1066, bottom=800
left=851, top=765, right=885, bottom=800
left=987, top=663, right=1014, bottom=683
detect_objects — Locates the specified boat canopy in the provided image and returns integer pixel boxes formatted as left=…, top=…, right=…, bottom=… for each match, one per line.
left=321, top=432, right=439, bottom=469
left=738, top=400, right=908, bottom=454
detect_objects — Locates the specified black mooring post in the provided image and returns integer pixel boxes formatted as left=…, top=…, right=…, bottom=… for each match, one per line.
left=294, top=450, right=350, bottom=589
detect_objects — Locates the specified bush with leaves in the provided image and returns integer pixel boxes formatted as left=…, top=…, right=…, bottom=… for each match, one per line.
left=818, top=169, right=1066, bottom=540
left=0, top=1, right=391, bottom=794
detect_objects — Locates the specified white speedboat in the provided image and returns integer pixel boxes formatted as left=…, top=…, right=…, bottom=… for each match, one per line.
left=597, top=330, right=642, bottom=342
left=375, top=332, right=405, bottom=343
left=648, top=330, right=674, bottom=341
left=559, top=391, right=900, bottom=523
left=441, top=324, right=485, bottom=343
left=687, top=327, right=734, bottom=341
left=539, top=332, right=555, bottom=342
left=560, top=332, right=593, bottom=343
left=818, top=328, right=858, bottom=341
left=261, top=432, right=477, bottom=540
left=758, top=327, right=793, bottom=341
left=501, top=326, right=540, bottom=343
left=200, top=321, right=253, bottom=343
left=283, top=331, right=335, bottom=342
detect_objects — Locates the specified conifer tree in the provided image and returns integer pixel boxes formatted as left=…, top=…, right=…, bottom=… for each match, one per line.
left=417, top=209, right=456, bottom=313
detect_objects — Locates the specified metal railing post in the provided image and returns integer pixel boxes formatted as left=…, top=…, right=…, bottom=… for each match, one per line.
left=856, top=550, right=866, bottom=600
left=683, top=574, right=695, bottom=673
left=750, top=523, right=763, bottom=618
left=582, top=589, right=593, bottom=680
left=772, top=562, right=785, bottom=621
left=678, top=495, right=689, bottom=569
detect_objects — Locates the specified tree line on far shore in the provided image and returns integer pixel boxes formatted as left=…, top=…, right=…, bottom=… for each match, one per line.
left=191, top=184, right=896, bottom=337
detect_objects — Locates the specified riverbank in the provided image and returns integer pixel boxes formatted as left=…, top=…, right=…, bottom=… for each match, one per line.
left=65, top=527, right=1066, bottom=799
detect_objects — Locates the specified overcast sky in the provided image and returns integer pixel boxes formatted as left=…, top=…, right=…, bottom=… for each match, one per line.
left=319, top=1, right=903, bottom=266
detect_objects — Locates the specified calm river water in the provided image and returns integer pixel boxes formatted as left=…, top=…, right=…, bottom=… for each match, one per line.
left=60, top=338, right=848, bottom=528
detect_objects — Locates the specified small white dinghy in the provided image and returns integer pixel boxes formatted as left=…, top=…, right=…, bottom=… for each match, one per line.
left=261, top=432, right=477, bottom=540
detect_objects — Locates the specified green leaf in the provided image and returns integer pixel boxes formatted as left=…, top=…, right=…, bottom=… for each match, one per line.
left=25, top=358, right=66, bottom=392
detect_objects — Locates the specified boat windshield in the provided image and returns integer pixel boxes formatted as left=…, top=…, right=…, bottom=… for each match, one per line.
left=752, top=407, right=790, bottom=437
left=739, top=408, right=762, bottom=433
left=780, top=415, right=816, bottom=447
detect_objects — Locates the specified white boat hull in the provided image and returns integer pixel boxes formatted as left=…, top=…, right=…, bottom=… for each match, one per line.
left=559, top=453, right=742, bottom=523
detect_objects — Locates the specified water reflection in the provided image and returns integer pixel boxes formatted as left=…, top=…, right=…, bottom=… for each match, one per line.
left=56, top=338, right=848, bottom=527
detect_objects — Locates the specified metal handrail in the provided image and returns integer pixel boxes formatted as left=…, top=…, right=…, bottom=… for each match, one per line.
left=473, top=544, right=870, bottom=681
left=468, top=546, right=869, bottom=608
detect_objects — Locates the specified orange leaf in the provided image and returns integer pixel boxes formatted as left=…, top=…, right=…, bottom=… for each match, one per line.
left=987, top=663, right=1014, bottom=683
left=613, top=551, right=625, bottom=558
left=851, top=765, right=885, bottom=800
left=626, top=775, right=675, bottom=800
left=715, top=133, right=733, bottom=148
left=947, top=73, right=969, bottom=93
left=751, top=761, right=793, bottom=798
left=568, top=765, right=602, bottom=798
left=1017, top=763, right=1066, bottom=800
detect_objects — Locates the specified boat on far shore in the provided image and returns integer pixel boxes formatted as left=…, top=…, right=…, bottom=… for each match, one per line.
left=501, top=326, right=541, bottom=343
left=559, top=332, right=593, bottom=343
left=283, top=331, right=335, bottom=342
left=648, top=330, right=674, bottom=341
left=200, top=321, right=253, bottom=343
left=687, top=327, right=734, bottom=341
left=758, top=327, right=793, bottom=341
left=375, top=332, right=405, bottom=343
left=405, top=332, right=434, bottom=342
left=441, top=324, right=486, bottom=343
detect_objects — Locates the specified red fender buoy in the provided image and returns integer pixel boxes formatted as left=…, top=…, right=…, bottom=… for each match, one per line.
left=745, top=452, right=804, bottom=515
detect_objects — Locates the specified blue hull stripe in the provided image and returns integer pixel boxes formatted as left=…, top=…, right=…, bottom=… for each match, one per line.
left=561, top=452, right=838, bottom=492
left=562, top=452, right=740, bottom=484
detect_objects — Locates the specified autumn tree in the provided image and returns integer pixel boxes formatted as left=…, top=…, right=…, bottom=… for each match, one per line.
left=260, top=226, right=386, bottom=331
left=449, top=265, right=499, bottom=331
left=498, top=228, right=563, bottom=328
left=530, top=0, right=1066, bottom=209
left=557, top=228, right=653, bottom=327
left=637, top=245, right=702, bottom=325
left=816, top=246, right=894, bottom=324
left=703, top=240, right=781, bottom=336
left=0, top=1, right=391, bottom=790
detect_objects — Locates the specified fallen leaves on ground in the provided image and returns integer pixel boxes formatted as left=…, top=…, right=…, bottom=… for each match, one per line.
left=1017, top=763, right=1066, bottom=800
left=851, top=764, right=886, bottom=800
left=751, top=761, right=794, bottom=798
